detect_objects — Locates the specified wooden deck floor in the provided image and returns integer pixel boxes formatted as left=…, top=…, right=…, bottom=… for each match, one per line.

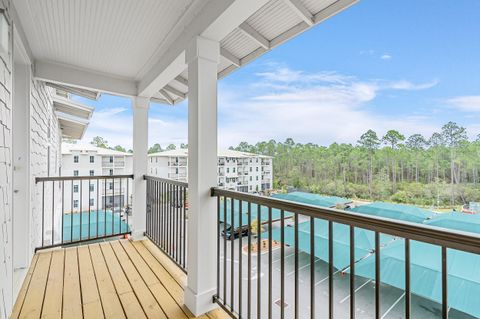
left=11, top=239, right=230, bottom=319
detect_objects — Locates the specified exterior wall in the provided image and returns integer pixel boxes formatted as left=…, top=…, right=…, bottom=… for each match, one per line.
left=0, top=2, right=14, bottom=316
left=148, top=153, right=273, bottom=193
left=61, top=152, right=133, bottom=212
left=30, top=80, right=62, bottom=249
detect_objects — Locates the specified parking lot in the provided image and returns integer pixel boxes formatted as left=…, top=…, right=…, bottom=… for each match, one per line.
left=218, top=237, right=475, bottom=318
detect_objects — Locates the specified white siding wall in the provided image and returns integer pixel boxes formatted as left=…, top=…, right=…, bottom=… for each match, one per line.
left=0, top=1, right=13, bottom=316
left=0, top=2, right=61, bottom=315
left=30, top=80, right=62, bottom=250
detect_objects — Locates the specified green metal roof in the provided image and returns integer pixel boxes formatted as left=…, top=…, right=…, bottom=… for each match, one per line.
left=349, top=202, right=434, bottom=223
left=424, top=212, right=480, bottom=234
left=350, top=240, right=480, bottom=318
left=271, top=192, right=350, bottom=208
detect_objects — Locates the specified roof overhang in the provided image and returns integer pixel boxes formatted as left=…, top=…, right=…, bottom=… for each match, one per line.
left=55, top=111, right=90, bottom=140
left=12, top=0, right=358, bottom=102
left=53, top=96, right=94, bottom=120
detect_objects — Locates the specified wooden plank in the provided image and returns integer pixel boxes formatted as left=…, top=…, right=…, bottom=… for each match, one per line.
left=11, top=254, right=39, bottom=319
left=110, top=241, right=166, bottom=319
left=142, top=240, right=187, bottom=287
left=89, top=244, right=126, bottom=319
left=19, top=251, right=52, bottom=319
left=119, top=241, right=159, bottom=286
left=206, top=308, right=232, bottom=319
left=42, top=250, right=65, bottom=319
left=78, top=246, right=104, bottom=319
left=63, top=248, right=83, bottom=319
left=132, top=241, right=196, bottom=318
left=99, top=243, right=146, bottom=319
left=121, top=240, right=188, bottom=319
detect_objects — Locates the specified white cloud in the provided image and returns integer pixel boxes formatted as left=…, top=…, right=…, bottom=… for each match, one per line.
left=447, top=96, right=480, bottom=112
left=381, top=54, right=392, bottom=60
left=217, top=67, right=440, bottom=148
left=387, top=79, right=439, bottom=91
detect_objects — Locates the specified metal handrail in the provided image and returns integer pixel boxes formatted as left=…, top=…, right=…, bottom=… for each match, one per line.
left=212, top=188, right=480, bottom=254
left=36, top=174, right=134, bottom=183
left=144, top=175, right=188, bottom=188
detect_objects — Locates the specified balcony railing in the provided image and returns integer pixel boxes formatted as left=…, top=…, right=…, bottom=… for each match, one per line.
left=144, top=175, right=188, bottom=272
left=35, top=174, right=133, bottom=251
left=211, top=188, right=480, bottom=319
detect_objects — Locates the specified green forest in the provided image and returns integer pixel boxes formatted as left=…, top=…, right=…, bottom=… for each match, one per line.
left=230, top=122, right=480, bottom=208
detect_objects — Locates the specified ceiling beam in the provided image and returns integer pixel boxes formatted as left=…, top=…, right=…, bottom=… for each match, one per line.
left=35, top=60, right=137, bottom=97
left=220, top=47, right=240, bottom=67
left=164, top=85, right=187, bottom=99
left=284, top=0, right=314, bottom=25
left=239, top=22, right=270, bottom=49
left=314, top=0, right=359, bottom=24
left=175, top=75, right=188, bottom=87
left=159, top=89, right=175, bottom=105
left=138, top=0, right=270, bottom=97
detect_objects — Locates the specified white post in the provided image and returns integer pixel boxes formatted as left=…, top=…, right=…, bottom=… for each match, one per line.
left=185, top=36, right=219, bottom=316
left=132, top=96, right=149, bottom=239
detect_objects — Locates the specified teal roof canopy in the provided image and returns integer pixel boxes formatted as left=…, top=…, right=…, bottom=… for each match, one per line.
left=424, top=212, right=480, bottom=235
left=272, top=192, right=350, bottom=208
left=349, top=202, right=434, bottom=223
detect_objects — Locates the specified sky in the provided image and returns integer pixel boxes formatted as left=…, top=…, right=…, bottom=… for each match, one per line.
left=73, top=0, right=480, bottom=150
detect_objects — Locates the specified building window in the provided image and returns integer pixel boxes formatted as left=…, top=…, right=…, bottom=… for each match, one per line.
left=227, top=168, right=229, bottom=173
left=233, top=168, right=236, bottom=173
left=250, top=167, right=252, bottom=172
left=89, top=184, right=94, bottom=192
left=256, top=176, right=259, bottom=181
left=73, top=200, right=79, bottom=208
left=109, top=182, right=113, bottom=190
left=73, top=185, right=79, bottom=193
left=256, top=167, right=259, bottom=172
left=250, top=176, right=252, bottom=181
left=90, top=156, right=94, bottom=163
left=176, top=168, right=178, bottom=174
left=89, top=170, right=94, bottom=176
left=89, top=198, right=95, bottom=206
left=249, top=186, right=252, bottom=191
left=109, top=156, right=113, bottom=163
left=256, top=158, right=259, bottom=163
left=109, top=169, right=113, bottom=176
left=74, top=155, right=79, bottom=163
left=73, top=170, right=79, bottom=176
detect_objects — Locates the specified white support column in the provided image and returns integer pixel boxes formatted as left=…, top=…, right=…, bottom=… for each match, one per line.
left=132, top=96, right=150, bottom=239
left=185, top=36, right=220, bottom=316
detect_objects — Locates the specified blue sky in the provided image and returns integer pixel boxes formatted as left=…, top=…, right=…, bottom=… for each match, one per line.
left=73, top=0, right=480, bottom=149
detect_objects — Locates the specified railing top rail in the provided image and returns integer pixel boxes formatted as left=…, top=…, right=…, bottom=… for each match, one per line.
left=211, top=187, right=480, bottom=255
left=35, top=174, right=134, bottom=183
left=143, top=175, right=188, bottom=188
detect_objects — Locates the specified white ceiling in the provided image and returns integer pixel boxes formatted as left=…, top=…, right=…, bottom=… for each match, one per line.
left=14, top=0, right=201, bottom=79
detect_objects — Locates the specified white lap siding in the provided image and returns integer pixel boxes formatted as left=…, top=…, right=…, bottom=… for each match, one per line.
left=0, top=1, right=13, bottom=317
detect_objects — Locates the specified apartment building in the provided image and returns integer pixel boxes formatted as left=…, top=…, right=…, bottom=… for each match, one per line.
left=61, top=143, right=133, bottom=211
left=148, top=149, right=273, bottom=193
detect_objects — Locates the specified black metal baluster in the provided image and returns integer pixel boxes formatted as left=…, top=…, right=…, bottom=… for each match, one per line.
left=119, top=178, right=122, bottom=234
left=442, top=246, right=448, bottom=319
left=280, top=209, right=285, bottom=319
left=126, top=178, right=129, bottom=232
left=88, top=178, right=91, bottom=239
left=375, top=231, right=380, bottom=319
left=217, top=196, right=221, bottom=300
left=61, top=180, right=64, bottom=245
left=310, top=217, right=315, bottom=319
left=97, top=179, right=99, bottom=238
left=294, top=214, right=299, bottom=319
left=239, top=200, right=243, bottom=318
left=112, top=177, right=115, bottom=235
left=183, top=186, right=186, bottom=269
left=104, top=178, right=107, bottom=237
left=268, top=207, right=272, bottom=319
left=257, top=204, right=262, bottom=319
left=248, top=202, right=252, bottom=318
left=231, top=198, right=235, bottom=311
left=350, top=226, right=355, bottom=319
left=42, top=181, right=45, bottom=247
left=80, top=180, right=83, bottom=240
left=71, top=181, right=73, bottom=242
left=405, top=238, right=410, bottom=319
left=52, top=181, right=55, bottom=245
left=329, top=221, right=334, bottom=319
left=224, top=196, right=227, bottom=303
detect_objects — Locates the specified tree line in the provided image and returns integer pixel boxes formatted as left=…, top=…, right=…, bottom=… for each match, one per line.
left=230, top=122, right=480, bottom=208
